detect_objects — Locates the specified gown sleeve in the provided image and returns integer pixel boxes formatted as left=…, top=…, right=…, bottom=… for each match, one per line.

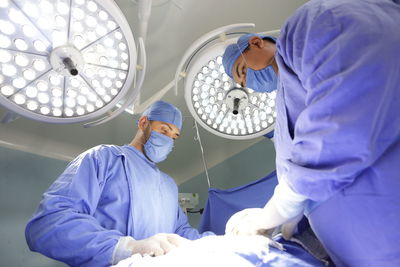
left=25, top=146, right=123, bottom=267
left=276, top=4, right=400, bottom=201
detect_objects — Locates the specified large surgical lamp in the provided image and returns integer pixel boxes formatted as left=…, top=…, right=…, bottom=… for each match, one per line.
left=175, top=24, right=279, bottom=140
left=0, top=0, right=146, bottom=126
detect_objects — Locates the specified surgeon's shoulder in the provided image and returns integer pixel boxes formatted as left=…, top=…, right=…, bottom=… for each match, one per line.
left=77, top=145, right=124, bottom=163
left=279, top=0, right=345, bottom=57
left=285, top=0, right=363, bottom=27
left=282, top=0, right=326, bottom=30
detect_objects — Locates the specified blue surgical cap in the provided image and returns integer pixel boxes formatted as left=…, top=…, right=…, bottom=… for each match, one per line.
left=222, top=33, right=277, bottom=79
left=142, top=100, right=183, bottom=130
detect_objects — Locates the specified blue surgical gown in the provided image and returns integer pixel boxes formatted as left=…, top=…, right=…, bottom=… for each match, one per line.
left=274, top=0, right=400, bottom=266
left=25, top=145, right=212, bottom=267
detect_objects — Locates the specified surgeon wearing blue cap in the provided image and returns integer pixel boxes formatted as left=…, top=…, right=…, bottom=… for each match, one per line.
left=25, top=100, right=214, bottom=267
left=222, top=33, right=278, bottom=93
left=224, top=0, right=400, bottom=266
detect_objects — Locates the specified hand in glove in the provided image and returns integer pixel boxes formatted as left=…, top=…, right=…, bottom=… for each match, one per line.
left=281, top=213, right=304, bottom=240
left=128, top=233, right=190, bottom=257
left=225, top=179, right=307, bottom=237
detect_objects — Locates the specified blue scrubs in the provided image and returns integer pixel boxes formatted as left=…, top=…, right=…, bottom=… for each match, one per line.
left=274, top=0, right=400, bottom=266
left=25, top=145, right=211, bottom=267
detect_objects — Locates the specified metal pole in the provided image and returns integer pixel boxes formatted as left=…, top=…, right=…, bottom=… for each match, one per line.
left=194, top=120, right=211, bottom=187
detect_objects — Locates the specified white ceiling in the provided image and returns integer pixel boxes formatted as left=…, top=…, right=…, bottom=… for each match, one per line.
left=0, top=0, right=308, bottom=184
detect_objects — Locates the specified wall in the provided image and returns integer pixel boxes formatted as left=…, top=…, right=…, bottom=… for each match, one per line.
left=179, top=137, right=276, bottom=228
left=0, top=146, right=68, bottom=267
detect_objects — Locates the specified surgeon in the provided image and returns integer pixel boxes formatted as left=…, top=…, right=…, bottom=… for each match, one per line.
left=25, top=100, right=214, bottom=267
left=223, top=0, right=400, bottom=266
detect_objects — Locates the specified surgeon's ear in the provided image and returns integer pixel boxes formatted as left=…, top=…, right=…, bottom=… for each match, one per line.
left=137, top=116, right=149, bottom=131
left=248, top=36, right=264, bottom=49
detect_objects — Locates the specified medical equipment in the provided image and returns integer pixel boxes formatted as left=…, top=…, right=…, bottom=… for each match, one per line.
left=174, top=24, right=279, bottom=140
left=178, top=193, right=199, bottom=213
left=0, top=0, right=145, bottom=126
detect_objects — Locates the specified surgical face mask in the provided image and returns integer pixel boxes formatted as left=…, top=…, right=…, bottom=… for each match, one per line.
left=246, top=65, right=277, bottom=93
left=144, top=130, right=174, bottom=163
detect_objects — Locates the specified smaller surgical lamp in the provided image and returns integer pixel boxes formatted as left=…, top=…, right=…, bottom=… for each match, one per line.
left=175, top=24, right=279, bottom=140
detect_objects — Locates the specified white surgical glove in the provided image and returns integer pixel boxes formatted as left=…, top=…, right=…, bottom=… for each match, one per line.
left=281, top=213, right=304, bottom=240
left=112, top=233, right=190, bottom=264
left=225, top=178, right=307, bottom=237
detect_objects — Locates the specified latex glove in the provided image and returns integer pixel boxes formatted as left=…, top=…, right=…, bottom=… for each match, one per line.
left=281, top=213, right=304, bottom=240
left=225, top=200, right=286, bottom=236
left=127, top=233, right=190, bottom=257
left=225, top=179, right=307, bottom=236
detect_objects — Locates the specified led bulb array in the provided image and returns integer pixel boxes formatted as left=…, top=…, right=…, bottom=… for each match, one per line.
left=0, top=0, right=134, bottom=122
left=190, top=55, right=276, bottom=137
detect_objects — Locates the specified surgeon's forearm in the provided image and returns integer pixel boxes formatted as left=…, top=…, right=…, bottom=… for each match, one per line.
left=26, top=208, right=122, bottom=266
left=260, top=179, right=307, bottom=229
left=269, top=178, right=307, bottom=218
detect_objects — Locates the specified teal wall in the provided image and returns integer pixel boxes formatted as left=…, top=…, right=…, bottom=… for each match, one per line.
left=179, top=138, right=276, bottom=228
left=0, top=146, right=68, bottom=267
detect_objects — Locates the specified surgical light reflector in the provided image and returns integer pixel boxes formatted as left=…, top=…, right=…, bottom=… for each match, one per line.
left=178, top=26, right=277, bottom=140
left=0, top=0, right=138, bottom=124
left=187, top=53, right=276, bottom=139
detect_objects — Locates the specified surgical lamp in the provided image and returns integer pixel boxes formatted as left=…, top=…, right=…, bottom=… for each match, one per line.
left=0, top=0, right=146, bottom=126
left=175, top=24, right=279, bottom=140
